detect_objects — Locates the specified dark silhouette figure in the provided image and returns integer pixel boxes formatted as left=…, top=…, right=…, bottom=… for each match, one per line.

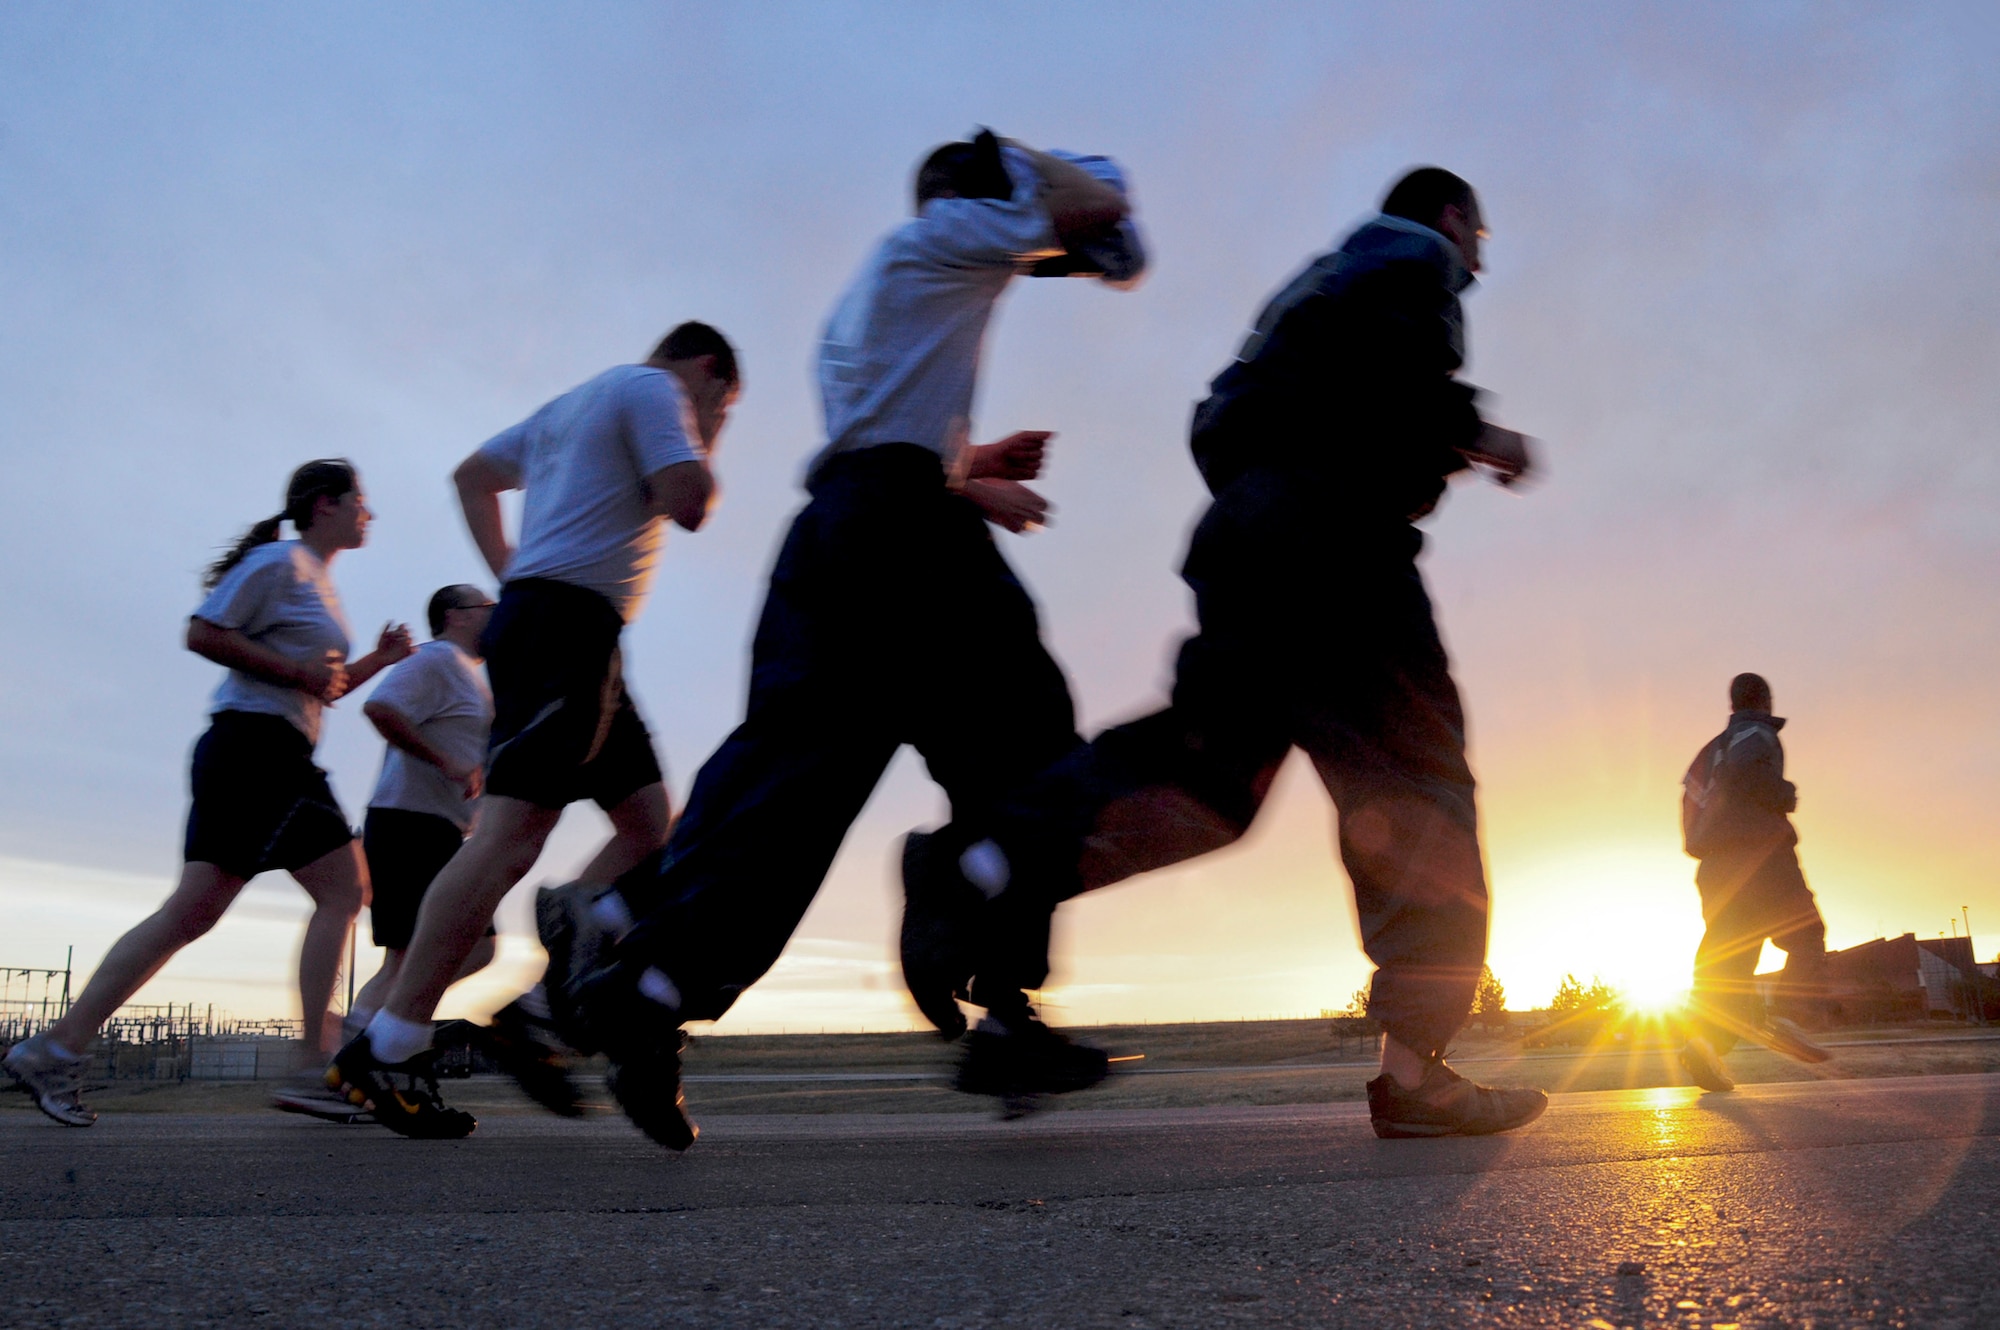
left=903, top=166, right=1549, bottom=1138
left=1677, top=672, right=1833, bottom=1091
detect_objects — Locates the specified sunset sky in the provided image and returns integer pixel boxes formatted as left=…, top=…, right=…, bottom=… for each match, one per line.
left=2, top=4, right=1995, bottom=1034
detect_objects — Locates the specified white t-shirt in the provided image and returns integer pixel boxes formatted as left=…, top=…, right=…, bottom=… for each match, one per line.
left=364, top=640, right=493, bottom=831
left=477, top=364, right=704, bottom=622
left=810, top=145, right=1060, bottom=480
left=193, top=540, right=351, bottom=746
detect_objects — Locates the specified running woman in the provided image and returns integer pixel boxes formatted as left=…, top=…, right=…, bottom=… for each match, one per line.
left=4, top=460, right=410, bottom=1126
left=329, top=323, right=737, bottom=1139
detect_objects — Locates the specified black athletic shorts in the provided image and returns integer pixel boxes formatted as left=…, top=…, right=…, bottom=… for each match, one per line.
left=481, top=577, right=664, bottom=811
left=362, top=806, right=469, bottom=949
left=183, top=710, right=355, bottom=879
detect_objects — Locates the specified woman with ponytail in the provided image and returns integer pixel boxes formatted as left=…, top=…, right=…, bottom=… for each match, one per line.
left=3, top=460, right=413, bottom=1126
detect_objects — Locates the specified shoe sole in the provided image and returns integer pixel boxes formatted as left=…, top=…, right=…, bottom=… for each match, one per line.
left=607, top=1063, right=698, bottom=1151
left=1678, top=1054, right=1736, bottom=1093
left=1762, top=1031, right=1832, bottom=1064
left=4, top=1058, right=97, bottom=1127
left=1371, top=1095, right=1549, bottom=1139
left=486, top=1010, right=586, bottom=1118
left=272, top=1093, right=373, bottom=1124
left=324, top=1053, right=478, bottom=1141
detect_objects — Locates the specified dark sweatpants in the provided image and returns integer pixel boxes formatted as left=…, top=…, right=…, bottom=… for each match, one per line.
left=972, top=464, right=1490, bottom=1057
left=1689, top=844, right=1828, bottom=1053
left=620, top=444, right=1080, bottom=1021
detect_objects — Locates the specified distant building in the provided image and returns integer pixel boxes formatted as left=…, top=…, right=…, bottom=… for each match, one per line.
left=1807, top=933, right=1981, bottom=1024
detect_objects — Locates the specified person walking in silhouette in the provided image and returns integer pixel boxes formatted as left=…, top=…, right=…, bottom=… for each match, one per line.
left=1677, top=672, right=1832, bottom=1091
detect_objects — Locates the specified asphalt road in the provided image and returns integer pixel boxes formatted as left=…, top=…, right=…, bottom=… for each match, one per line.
left=5, top=1074, right=1996, bottom=1328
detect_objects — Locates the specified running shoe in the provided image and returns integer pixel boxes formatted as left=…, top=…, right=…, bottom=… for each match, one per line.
left=272, top=1072, right=373, bottom=1124
left=954, top=1008, right=1110, bottom=1100
left=1761, top=1016, right=1831, bottom=1065
left=1367, top=1058, right=1548, bottom=1138
left=1678, top=1035, right=1736, bottom=1092
left=325, top=1033, right=476, bottom=1140
left=536, top=880, right=619, bottom=1055
left=3, top=1034, right=96, bottom=1127
left=899, top=830, right=979, bottom=1039
left=606, top=1031, right=697, bottom=1152
left=486, top=996, right=585, bottom=1117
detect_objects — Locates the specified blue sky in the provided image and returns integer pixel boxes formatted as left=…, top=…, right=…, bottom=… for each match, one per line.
left=2, top=3, right=1996, bottom=1030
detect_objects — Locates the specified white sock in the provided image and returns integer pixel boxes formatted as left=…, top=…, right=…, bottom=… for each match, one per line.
left=344, top=1006, right=377, bottom=1030
left=636, top=967, right=682, bottom=1013
left=590, top=889, right=634, bottom=936
left=44, top=1037, right=80, bottom=1062
left=959, top=840, right=1011, bottom=899
left=364, top=1010, right=434, bottom=1065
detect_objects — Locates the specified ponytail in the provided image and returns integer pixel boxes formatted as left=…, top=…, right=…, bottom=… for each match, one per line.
left=201, top=458, right=358, bottom=591
left=203, top=514, right=287, bottom=590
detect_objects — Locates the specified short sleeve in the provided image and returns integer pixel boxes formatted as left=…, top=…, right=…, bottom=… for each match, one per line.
left=193, top=547, right=286, bottom=633
left=476, top=418, right=532, bottom=485
left=917, top=146, right=1059, bottom=269
left=367, top=650, right=441, bottom=725
left=621, top=371, right=704, bottom=476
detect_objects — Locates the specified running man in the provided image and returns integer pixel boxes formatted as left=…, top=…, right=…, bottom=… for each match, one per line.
left=902, top=168, right=1553, bottom=1138
left=4, top=460, right=410, bottom=1126
left=541, top=131, right=1144, bottom=1150
left=330, top=323, right=738, bottom=1139
left=1677, top=672, right=1832, bottom=1091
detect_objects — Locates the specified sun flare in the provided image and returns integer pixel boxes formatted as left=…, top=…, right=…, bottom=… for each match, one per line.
left=1487, top=842, right=1707, bottom=1013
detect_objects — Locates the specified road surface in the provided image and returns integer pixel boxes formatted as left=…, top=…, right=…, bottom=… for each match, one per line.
left=5, top=1074, right=1996, bottom=1326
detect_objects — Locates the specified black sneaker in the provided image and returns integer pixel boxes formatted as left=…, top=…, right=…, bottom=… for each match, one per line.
left=899, top=830, right=979, bottom=1039
left=607, top=1031, right=697, bottom=1152
left=1367, top=1058, right=1547, bottom=1138
left=955, top=1009, right=1110, bottom=1100
left=325, top=1033, right=477, bottom=1140
left=486, top=997, right=585, bottom=1117
left=536, top=881, right=615, bottom=1056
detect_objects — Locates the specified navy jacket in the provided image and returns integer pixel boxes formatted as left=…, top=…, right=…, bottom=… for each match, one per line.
left=1189, top=214, right=1484, bottom=520
left=1682, top=709, right=1800, bottom=861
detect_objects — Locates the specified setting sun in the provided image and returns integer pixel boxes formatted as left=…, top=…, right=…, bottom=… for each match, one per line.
left=1486, top=840, right=1706, bottom=1013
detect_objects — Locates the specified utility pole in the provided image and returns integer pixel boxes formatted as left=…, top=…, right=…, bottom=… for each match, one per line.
left=1966, top=906, right=1984, bottom=1027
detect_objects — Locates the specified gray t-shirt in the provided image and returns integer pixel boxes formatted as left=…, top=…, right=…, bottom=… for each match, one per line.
left=810, top=145, right=1059, bottom=481
left=193, top=540, right=350, bottom=746
left=477, top=364, right=704, bottom=622
left=364, top=640, right=493, bottom=831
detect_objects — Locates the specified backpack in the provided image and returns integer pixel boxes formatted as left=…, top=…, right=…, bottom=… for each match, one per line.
left=1680, top=738, right=1730, bottom=859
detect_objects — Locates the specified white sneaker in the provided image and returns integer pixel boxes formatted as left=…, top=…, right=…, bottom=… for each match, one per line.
left=3, top=1033, right=97, bottom=1126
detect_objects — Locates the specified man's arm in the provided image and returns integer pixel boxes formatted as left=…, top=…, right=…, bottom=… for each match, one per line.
left=1010, top=144, right=1128, bottom=243
left=643, top=459, right=716, bottom=532
left=364, top=697, right=482, bottom=798
left=453, top=451, right=517, bottom=580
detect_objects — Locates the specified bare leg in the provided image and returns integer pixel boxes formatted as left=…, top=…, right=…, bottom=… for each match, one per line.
left=384, top=796, right=561, bottom=1023
left=577, top=781, right=672, bottom=885
left=48, top=862, right=250, bottom=1051
left=351, top=929, right=500, bottom=1019
left=350, top=951, right=402, bottom=1021
left=292, top=841, right=369, bottom=1056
